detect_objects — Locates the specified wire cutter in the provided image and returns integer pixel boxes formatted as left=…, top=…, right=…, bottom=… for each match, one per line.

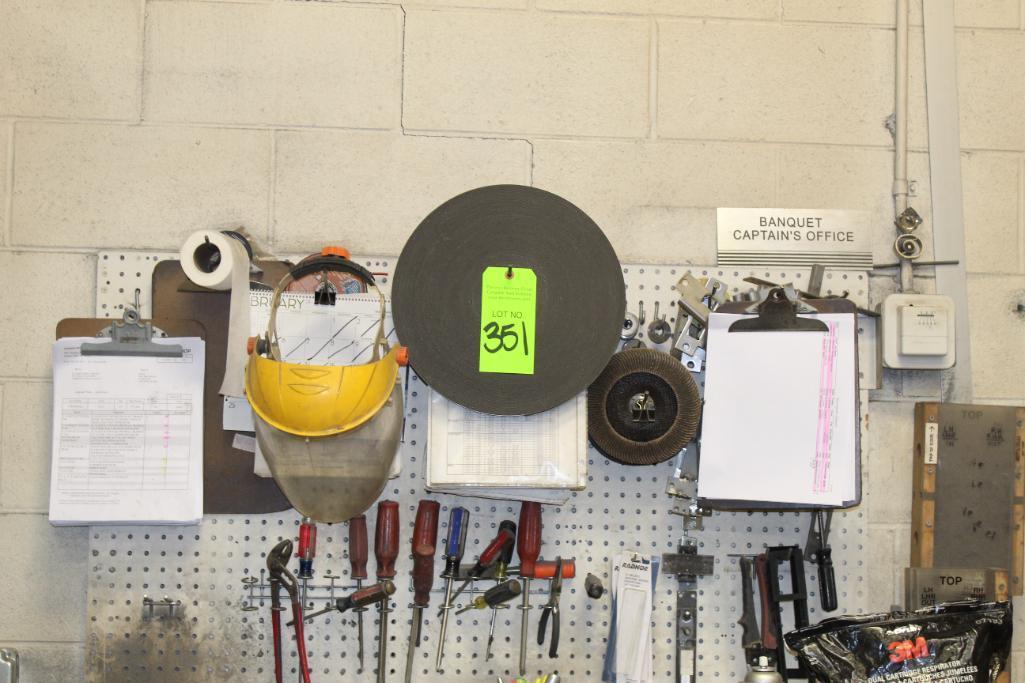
left=536, top=556, right=563, bottom=658
left=267, top=539, right=311, bottom=683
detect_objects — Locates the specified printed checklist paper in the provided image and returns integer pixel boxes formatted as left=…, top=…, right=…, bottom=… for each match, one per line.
left=49, top=337, right=205, bottom=525
left=697, top=312, right=857, bottom=507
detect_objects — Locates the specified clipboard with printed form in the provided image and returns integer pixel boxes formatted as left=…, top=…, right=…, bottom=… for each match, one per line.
left=697, top=289, right=862, bottom=509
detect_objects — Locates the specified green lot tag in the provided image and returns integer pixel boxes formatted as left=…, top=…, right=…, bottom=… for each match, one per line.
left=479, top=266, right=537, bottom=375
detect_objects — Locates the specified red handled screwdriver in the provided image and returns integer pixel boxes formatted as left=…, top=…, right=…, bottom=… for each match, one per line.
left=348, top=515, right=369, bottom=671
left=297, top=517, right=317, bottom=618
left=450, top=525, right=515, bottom=603
left=290, top=580, right=396, bottom=624
left=374, top=501, right=400, bottom=683
left=404, top=500, right=440, bottom=683
left=517, top=502, right=542, bottom=676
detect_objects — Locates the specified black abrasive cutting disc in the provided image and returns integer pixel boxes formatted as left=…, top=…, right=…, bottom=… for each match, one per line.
left=587, top=349, right=702, bottom=465
left=393, top=185, right=625, bottom=416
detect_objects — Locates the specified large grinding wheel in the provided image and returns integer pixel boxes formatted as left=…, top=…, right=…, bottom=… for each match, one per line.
left=392, top=185, right=625, bottom=416
left=587, top=349, right=703, bottom=465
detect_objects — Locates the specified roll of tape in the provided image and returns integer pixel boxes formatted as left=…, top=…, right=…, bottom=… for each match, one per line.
left=179, top=230, right=245, bottom=290
left=180, top=230, right=252, bottom=396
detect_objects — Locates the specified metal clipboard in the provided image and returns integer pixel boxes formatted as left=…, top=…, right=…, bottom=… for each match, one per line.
left=698, top=288, right=863, bottom=510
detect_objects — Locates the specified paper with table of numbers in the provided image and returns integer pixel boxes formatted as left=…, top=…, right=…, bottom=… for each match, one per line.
left=48, top=337, right=205, bottom=525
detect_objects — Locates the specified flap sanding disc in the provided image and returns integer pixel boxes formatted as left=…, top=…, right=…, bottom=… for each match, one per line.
left=392, top=185, right=625, bottom=416
left=587, top=349, right=702, bottom=465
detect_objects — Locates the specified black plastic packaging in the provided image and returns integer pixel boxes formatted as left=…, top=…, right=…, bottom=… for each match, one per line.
left=784, top=601, right=1012, bottom=682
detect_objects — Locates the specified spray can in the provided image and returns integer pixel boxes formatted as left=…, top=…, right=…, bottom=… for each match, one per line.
left=744, top=656, right=784, bottom=683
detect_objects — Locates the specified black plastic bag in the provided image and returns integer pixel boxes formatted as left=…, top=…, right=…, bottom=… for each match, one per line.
left=784, top=601, right=1011, bottom=682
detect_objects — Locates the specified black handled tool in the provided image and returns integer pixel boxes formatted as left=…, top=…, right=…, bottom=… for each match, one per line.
left=455, top=579, right=522, bottom=614
left=738, top=556, right=760, bottom=652
left=485, top=520, right=517, bottom=661
left=805, top=509, right=837, bottom=612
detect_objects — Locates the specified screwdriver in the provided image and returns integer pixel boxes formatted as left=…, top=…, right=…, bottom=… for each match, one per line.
left=374, top=500, right=399, bottom=683
left=404, top=500, right=441, bottom=683
left=450, top=525, right=516, bottom=603
left=290, top=580, right=396, bottom=624
left=435, top=506, right=469, bottom=672
left=517, top=502, right=542, bottom=677
left=348, top=515, right=369, bottom=671
left=297, top=517, right=317, bottom=613
left=455, top=579, right=522, bottom=614
left=485, top=520, right=517, bottom=661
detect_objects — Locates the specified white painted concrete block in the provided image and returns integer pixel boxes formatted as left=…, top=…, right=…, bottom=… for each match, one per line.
left=784, top=0, right=1020, bottom=28
left=399, top=0, right=528, bottom=7
left=273, top=131, right=529, bottom=253
left=778, top=146, right=934, bottom=265
left=866, top=401, right=915, bottom=526
left=11, top=123, right=271, bottom=249
left=0, top=382, right=51, bottom=512
left=404, top=11, right=649, bottom=137
left=961, top=152, right=1021, bottom=274
left=538, top=0, right=777, bottom=19
left=956, top=31, right=1025, bottom=152
left=532, top=140, right=776, bottom=263
left=0, top=252, right=94, bottom=379
left=658, top=21, right=895, bottom=146
left=144, top=2, right=401, bottom=128
left=866, top=525, right=896, bottom=611
left=0, top=514, right=88, bottom=642
left=0, top=0, right=142, bottom=120
left=967, top=274, right=1025, bottom=399
left=910, top=30, right=1025, bottom=152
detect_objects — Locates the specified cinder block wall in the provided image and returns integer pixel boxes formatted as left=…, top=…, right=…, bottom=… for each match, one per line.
left=1, top=1, right=1024, bottom=680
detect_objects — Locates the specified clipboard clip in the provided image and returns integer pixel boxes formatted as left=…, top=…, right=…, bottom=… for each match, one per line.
left=728, top=287, right=828, bottom=333
left=81, top=292, right=184, bottom=358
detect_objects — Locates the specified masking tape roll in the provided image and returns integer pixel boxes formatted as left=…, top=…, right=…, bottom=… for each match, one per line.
left=180, top=230, right=251, bottom=396
left=179, top=230, right=245, bottom=290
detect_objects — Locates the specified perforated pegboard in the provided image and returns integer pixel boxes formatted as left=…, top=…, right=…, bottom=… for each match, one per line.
left=88, top=252, right=869, bottom=682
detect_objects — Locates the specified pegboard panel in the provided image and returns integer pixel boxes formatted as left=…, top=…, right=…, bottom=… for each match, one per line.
left=88, top=253, right=868, bottom=682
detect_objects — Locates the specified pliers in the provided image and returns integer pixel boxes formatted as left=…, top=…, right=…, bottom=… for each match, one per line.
left=267, top=539, right=311, bottom=683
left=536, top=556, right=563, bottom=658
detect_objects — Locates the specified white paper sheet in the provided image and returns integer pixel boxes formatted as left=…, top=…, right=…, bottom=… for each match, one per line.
left=49, top=337, right=205, bottom=525
left=697, top=312, right=857, bottom=506
left=426, top=389, right=587, bottom=489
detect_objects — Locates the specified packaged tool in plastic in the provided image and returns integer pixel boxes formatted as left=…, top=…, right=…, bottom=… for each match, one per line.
left=784, top=601, right=1012, bottom=682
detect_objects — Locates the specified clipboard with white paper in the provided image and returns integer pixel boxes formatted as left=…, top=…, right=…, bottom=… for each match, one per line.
left=697, top=290, right=861, bottom=509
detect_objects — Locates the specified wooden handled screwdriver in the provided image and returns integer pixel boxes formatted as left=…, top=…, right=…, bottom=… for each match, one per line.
left=374, top=501, right=399, bottom=683
left=348, top=515, right=368, bottom=671
left=291, top=580, right=396, bottom=624
left=404, top=500, right=440, bottom=683
left=517, top=502, right=542, bottom=677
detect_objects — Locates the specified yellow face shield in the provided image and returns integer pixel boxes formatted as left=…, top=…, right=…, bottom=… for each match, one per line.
left=245, top=257, right=400, bottom=437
